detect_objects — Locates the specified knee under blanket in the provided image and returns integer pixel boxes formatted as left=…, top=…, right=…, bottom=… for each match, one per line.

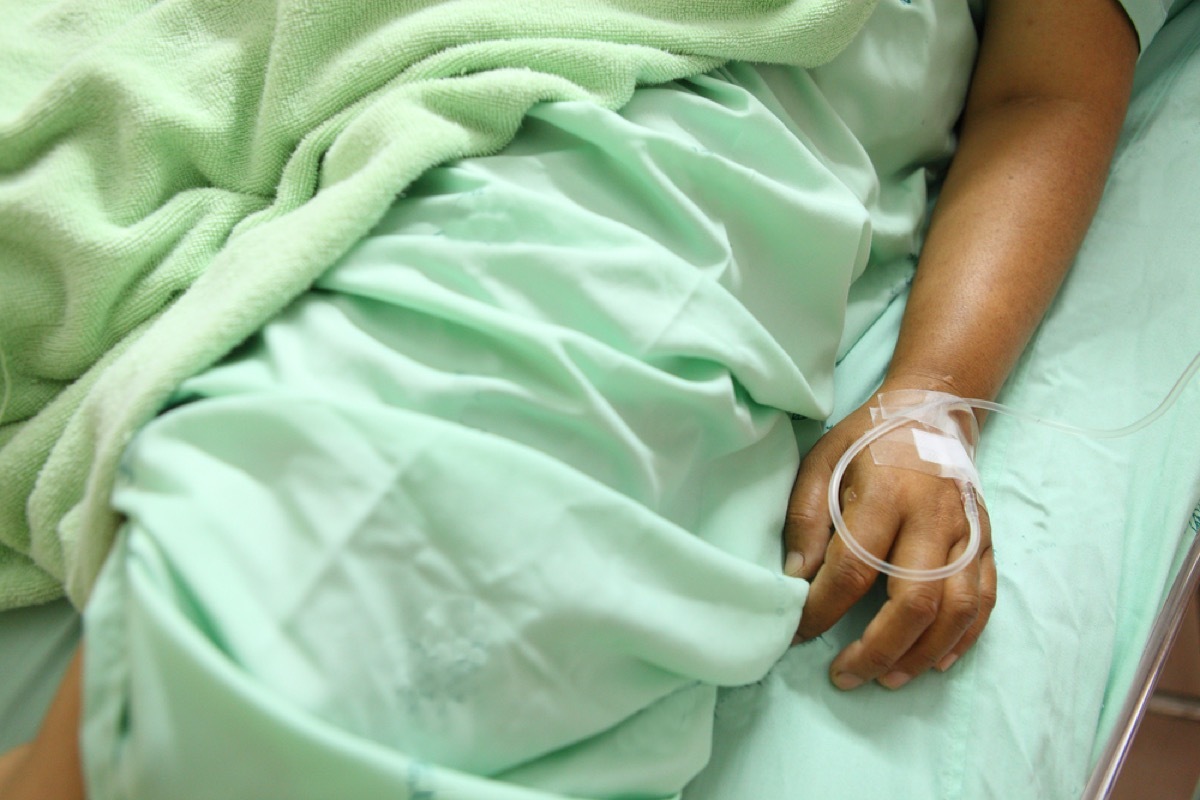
left=0, top=0, right=877, bottom=609
left=82, top=68, right=889, bottom=798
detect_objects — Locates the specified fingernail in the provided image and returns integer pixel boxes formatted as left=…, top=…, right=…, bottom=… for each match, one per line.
left=784, top=551, right=806, bottom=577
left=832, top=672, right=864, bottom=691
left=936, top=653, right=959, bottom=672
left=878, top=671, right=912, bottom=690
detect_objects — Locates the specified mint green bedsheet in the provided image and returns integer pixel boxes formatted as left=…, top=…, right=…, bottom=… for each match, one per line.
left=56, top=2, right=1200, bottom=799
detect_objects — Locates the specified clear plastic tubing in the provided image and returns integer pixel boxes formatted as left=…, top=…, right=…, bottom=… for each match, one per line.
left=828, top=349, right=1200, bottom=582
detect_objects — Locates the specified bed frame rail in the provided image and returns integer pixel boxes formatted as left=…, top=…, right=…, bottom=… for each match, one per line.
left=1081, top=500, right=1200, bottom=799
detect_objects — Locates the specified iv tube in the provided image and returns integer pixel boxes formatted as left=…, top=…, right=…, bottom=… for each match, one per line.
left=828, top=350, right=1200, bottom=581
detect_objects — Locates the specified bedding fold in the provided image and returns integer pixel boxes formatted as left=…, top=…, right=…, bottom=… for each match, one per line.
left=80, top=82, right=845, bottom=796
left=0, top=0, right=878, bottom=609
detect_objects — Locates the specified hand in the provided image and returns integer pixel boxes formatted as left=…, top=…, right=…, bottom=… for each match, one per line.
left=783, top=383, right=996, bottom=690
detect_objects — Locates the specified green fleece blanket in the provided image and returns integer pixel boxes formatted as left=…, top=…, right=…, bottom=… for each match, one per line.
left=0, top=0, right=877, bottom=610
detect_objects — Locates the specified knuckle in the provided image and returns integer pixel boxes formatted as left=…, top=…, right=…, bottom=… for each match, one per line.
left=785, top=505, right=827, bottom=533
left=979, top=583, right=998, bottom=613
left=897, top=587, right=940, bottom=626
left=937, top=505, right=971, bottom=540
left=799, top=446, right=838, bottom=477
left=829, top=557, right=878, bottom=597
left=858, top=644, right=898, bottom=674
left=944, top=592, right=981, bottom=630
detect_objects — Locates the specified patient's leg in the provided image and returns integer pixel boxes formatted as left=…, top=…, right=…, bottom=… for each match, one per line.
left=0, top=647, right=84, bottom=800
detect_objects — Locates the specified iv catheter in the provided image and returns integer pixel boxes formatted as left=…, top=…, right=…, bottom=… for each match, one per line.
left=828, top=349, right=1200, bottom=582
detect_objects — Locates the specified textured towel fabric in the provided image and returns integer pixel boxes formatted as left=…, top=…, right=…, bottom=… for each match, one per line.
left=0, top=0, right=877, bottom=610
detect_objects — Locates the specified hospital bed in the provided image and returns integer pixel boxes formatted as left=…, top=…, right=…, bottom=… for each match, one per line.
left=1086, top=528, right=1200, bottom=798
left=1041, top=8, right=1200, bottom=794
left=1083, top=11, right=1200, bottom=797
left=682, top=6, right=1200, bottom=796
left=2, top=1, right=1199, bottom=797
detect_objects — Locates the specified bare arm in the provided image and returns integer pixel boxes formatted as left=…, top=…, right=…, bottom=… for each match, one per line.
left=886, top=0, right=1138, bottom=400
left=785, top=0, right=1139, bottom=689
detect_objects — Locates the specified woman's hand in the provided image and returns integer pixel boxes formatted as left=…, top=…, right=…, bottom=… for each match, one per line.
left=783, top=378, right=996, bottom=691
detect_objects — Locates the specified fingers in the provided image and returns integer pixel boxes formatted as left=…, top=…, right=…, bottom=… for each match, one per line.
left=785, top=401, right=999, bottom=688
left=782, top=439, right=840, bottom=582
left=827, top=482, right=995, bottom=691
left=938, top=535, right=997, bottom=668
left=832, top=520, right=973, bottom=690
left=795, top=483, right=890, bottom=641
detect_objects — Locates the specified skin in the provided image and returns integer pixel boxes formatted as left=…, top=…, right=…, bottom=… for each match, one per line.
left=785, top=0, right=1139, bottom=690
left=0, top=648, right=85, bottom=800
left=0, top=0, right=1142, bottom=793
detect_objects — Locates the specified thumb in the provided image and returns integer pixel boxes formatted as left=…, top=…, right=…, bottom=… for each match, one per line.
left=782, top=443, right=838, bottom=581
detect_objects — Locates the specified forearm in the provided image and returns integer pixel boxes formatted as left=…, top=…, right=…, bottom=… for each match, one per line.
left=888, top=101, right=1124, bottom=400
left=885, top=0, right=1138, bottom=404
left=785, top=0, right=1142, bottom=679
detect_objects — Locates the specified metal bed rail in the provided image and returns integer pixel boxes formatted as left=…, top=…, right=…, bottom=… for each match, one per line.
left=1081, top=501, right=1200, bottom=799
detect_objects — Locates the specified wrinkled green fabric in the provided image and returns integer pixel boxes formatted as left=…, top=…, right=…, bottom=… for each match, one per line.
left=687, top=4, right=1200, bottom=798
left=61, top=1, right=1200, bottom=796
left=83, top=70, right=844, bottom=799
left=79, top=0, right=978, bottom=794
left=0, top=0, right=878, bottom=610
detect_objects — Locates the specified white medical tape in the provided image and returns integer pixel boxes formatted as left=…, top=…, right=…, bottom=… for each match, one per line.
left=868, top=390, right=982, bottom=489
left=827, top=390, right=985, bottom=582
left=824, top=350, right=1200, bottom=581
